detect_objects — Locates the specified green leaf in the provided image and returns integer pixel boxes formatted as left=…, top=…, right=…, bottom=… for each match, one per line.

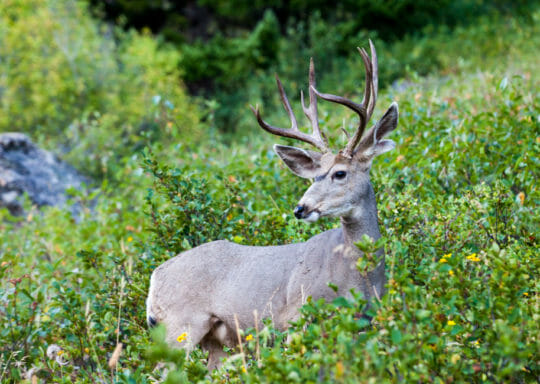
left=416, top=309, right=431, bottom=320
left=332, top=296, right=352, bottom=308
left=450, top=325, right=463, bottom=336
left=391, top=328, right=403, bottom=344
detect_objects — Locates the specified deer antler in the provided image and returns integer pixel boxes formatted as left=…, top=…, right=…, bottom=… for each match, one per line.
left=251, top=59, right=329, bottom=153
left=311, top=40, right=378, bottom=158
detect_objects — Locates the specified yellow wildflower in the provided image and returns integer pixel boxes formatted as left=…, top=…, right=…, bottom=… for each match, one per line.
left=242, top=367, right=247, bottom=373
left=443, top=253, right=452, bottom=258
left=449, top=270, right=454, bottom=276
left=127, top=236, right=133, bottom=242
left=177, top=332, right=188, bottom=343
left=245, top=334, right=253, bottom=341
left=517, top=192, right=525, bottom=205
left=447, top=320, right=456, bottom=326
left=523, top=292, right=529, bottom=297
left=466, top=253, right=480, bottom=262
left=335, top=361, right=344, bottom=378
left=439, top=258, right=448, bottom=263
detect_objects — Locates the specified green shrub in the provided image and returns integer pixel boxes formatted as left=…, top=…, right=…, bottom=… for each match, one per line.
left=0, top=0, right=199, bottom=178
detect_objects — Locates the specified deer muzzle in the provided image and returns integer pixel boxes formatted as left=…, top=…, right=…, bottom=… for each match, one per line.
left=294, top=205, right=321, bottom=222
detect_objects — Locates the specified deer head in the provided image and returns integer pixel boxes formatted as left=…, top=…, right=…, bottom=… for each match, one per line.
left=251, top=41, right=399, bottom=222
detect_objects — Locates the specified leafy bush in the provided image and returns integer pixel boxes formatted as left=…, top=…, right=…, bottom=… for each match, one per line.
left=0, top=0, right=199, bottom=178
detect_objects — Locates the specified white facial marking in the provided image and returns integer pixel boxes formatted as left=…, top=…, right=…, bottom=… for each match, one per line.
left=304, top=211, right=320, bottom=222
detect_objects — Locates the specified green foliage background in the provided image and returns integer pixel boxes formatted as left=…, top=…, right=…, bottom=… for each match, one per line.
left=89, top=0, right=538, bottom=132
left=0, top=0, right=199, bottom=178
left=0, top=0, right=538, bottom=383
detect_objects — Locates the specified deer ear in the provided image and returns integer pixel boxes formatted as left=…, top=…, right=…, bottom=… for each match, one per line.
left=356, top=102, right=399, bottom=158
left=273, top=144, right=323, bottom=179
left=370, top=139, right=396, bottom=156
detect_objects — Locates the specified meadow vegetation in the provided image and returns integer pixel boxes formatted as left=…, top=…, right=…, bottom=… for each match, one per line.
left=0, top=0, right=538, bottom=382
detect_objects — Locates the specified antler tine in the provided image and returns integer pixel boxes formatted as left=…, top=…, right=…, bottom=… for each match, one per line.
left=366, top=39, right=378, bottom=120
left=358, top=47, right=372, bottom=114
left=275, top=74, right=298, bottom=131
left=310, top=41, right=378, bottom=158
left=251, top=72, right=329, bottom=152
left=301, top=58, right=328, bottom=150
left=342, top=46, right=373, bottom=155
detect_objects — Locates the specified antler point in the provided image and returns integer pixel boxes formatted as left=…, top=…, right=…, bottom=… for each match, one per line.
left=254, top=42, right=378, bottom=155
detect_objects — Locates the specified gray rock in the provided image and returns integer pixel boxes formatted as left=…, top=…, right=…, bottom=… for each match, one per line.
left=0, top=132, right=89, bottom=216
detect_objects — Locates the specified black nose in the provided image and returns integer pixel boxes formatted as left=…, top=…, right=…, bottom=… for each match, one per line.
left=294, top=205, right=305, bottom=219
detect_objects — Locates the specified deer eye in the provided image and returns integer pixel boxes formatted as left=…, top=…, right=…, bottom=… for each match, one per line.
left=333, top=170, right=347, bottom=180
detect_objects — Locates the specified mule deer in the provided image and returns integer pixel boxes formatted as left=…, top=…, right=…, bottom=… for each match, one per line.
left=146, top=41, right=398, bottom=369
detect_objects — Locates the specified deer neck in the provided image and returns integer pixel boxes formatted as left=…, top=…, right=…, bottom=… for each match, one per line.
left=340, top=184, right=381, bottom=247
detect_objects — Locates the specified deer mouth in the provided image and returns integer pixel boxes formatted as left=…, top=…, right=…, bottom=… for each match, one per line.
left=303, top=209, right=321, bottom=222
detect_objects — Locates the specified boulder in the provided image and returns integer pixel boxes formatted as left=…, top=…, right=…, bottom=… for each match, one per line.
left=0, top=132, right=89, bottom=216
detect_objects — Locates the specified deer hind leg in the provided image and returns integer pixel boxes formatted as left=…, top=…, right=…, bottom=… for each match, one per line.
left=200, top=317, right=235, bottom=370
left=201, top=336, right=228, bottom=370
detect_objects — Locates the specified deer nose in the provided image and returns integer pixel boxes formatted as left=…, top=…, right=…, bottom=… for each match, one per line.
left=294, top=205, right=305, bottom=219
